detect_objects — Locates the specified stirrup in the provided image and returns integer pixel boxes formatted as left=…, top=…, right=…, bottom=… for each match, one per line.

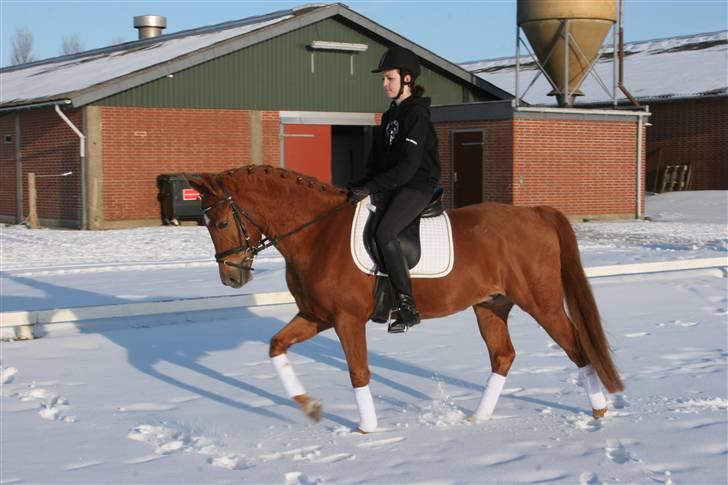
left=388, top=295, right=420, bottom=333
left=388, top=320, right=410, bottom=333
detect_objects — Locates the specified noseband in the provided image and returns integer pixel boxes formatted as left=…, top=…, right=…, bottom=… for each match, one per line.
left=202, top=176, right=270, bottom=272
left=203, top=175, right=351, bottom=272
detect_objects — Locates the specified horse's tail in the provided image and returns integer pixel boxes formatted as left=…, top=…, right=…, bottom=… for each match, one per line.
left=539, top=206, right=624, bottom=393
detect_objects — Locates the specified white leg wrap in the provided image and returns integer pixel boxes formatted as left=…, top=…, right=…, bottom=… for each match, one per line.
left=271, top=354, right=306, bottom=398
left=354, top=385, right=378, bottom=432
left=579, top=364, right=607, bottom=410
left=473, top=373, right=507, bottom=420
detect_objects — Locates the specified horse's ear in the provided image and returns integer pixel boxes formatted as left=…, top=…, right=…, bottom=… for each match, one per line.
left=184, top=173, right=215, bottom=196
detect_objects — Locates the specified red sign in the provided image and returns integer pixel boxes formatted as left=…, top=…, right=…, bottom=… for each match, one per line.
left=182, top=188, right=201, bottom=201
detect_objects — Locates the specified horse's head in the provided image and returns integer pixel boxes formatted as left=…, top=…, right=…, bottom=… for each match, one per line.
left=185, top=172, right=262, bottom=289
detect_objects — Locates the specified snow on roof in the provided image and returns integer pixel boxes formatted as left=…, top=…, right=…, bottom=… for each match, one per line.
left=0, top=10, right=295, bottom=107
left=460, top=30, right=728, bottom=105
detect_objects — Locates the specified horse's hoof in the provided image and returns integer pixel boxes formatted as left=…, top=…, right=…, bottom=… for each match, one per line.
left=592, top=407, right=608, bottom=419
left=303, top=399, right=322, bottom=422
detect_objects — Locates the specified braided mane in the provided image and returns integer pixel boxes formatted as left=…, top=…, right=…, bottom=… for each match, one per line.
left=226, top=164, right=347, bottom=199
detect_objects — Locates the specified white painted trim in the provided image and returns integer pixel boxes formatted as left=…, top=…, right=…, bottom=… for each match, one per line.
left=279, top=111, right=376, bottom=126
left=0, top=291, right=295, bottom=328
left=1, top=258, right=724, bottom=331
left=584, top=257, right=726, bottom=278
left=515, top=106, right=651, bottom=118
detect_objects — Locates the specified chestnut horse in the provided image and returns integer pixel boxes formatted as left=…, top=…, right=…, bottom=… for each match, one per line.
left=185, top=166, right=623, bottom=432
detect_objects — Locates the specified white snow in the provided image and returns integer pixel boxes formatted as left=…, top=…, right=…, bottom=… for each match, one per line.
left=0, top=14, right=293, bottom=105
left=462, top=31, right=728, bottom=105
left=1, top=191, right=726, bottom=483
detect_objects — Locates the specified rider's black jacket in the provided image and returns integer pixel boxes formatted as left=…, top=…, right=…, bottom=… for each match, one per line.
left=362, top=96, right=440, bottom=194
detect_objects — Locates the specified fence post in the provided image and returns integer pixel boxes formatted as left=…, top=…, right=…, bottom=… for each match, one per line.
left=28, top=172, right=39, bottom=229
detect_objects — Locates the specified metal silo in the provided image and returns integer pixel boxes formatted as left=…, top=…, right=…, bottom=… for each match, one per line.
left=516, top=0, right=617, bottom=106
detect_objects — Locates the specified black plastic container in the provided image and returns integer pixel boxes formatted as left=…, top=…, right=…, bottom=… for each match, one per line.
left=157, top=174, right=203, bottom=225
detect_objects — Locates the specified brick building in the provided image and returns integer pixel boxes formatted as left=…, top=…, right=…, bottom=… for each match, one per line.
left=1, top=3, right=651, bottom=229
left=463, top=30, right=728, bottom=192
left=431, top=102, right=648, bottom=219
left=0, top=4, right=507, bottom=229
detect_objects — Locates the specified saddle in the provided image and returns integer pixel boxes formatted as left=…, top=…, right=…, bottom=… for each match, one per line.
left=363, top=187, right=445, bottom=323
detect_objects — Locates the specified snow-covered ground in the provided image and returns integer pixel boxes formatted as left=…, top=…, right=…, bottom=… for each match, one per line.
left=1, top=191, right=726, bottom=484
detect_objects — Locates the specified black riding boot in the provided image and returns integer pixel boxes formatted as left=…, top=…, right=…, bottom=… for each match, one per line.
left=380, top=239, right=421, bottom=333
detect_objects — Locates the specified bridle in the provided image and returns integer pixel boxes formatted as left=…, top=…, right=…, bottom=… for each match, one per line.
left=202, top=175, right=351, bottom=271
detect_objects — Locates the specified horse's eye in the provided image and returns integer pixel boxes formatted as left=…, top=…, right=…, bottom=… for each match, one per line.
left=216, top=220, right=229, bottom=230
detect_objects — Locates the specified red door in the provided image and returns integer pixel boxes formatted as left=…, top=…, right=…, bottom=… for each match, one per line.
left=283, top=124, right=332, bottom=183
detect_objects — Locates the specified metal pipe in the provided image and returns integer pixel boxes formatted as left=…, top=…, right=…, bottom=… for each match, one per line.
left=54, top=104, right=88, bottom=229
left=613, top=0, right=618, bottom=107
left=636, top=113, right=644, bottom=218
left=15, top=114, right=22, bottom=224
left=618, top=0, right=639, bottom=106
left=515, top=28, right=521, bottom=107
left=563, top=19, right=570, bottom=107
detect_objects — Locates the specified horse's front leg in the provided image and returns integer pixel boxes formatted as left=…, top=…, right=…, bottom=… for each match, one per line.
left=334, top=315, right=378, bottom=433
left=270, top=313, right=332, bottom=422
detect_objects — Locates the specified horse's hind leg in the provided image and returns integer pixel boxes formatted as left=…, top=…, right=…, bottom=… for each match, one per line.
left=527, top=300, right=608, bottom=418
left=269, top=313, right=333, bottom=422
left=471, top=297, right=515, bottom=420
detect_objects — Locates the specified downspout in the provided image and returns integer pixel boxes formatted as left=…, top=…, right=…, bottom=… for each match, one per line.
left=15, top=114, right=22, bottom=223
left=636, top=112, right=650, bottom=219
left=54, top=104, right=88, bottom=229
left=618, top=0, right=640, bottom=107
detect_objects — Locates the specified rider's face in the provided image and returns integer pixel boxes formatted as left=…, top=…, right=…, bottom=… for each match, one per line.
left=382, top=69, right=403, bottom=99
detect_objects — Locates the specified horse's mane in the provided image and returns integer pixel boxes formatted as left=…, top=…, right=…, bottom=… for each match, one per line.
left=225, top=165, right=347, bottom=202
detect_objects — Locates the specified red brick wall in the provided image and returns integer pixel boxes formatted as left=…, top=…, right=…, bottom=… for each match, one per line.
left=0, top=115, right=16, bottom=219
left=435, top=117, right=643, bottom=217
left=262, top=111, right=280, bottom=166
left=646, top=97, right=727, bottom=191
left=0, top=108, right=82, bottom=225
left=513, top=118, right=641, bottom=217
left=101, top=107, right=279, bottom=222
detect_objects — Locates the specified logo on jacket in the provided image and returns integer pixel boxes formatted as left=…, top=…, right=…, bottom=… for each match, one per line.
left=385, top=120, right=399, bottom=146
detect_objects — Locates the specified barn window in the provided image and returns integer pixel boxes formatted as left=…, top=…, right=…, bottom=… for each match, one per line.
left=308, top=41, right=368, bottom=75
left=3, top=134, right=12, bottom=144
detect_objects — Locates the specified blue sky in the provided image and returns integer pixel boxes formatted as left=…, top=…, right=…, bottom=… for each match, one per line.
left=1, top=1, right=726, bottom=67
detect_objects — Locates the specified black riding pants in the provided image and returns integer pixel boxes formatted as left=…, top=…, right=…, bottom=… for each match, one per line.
left=373, top=187, right=433, bottom=298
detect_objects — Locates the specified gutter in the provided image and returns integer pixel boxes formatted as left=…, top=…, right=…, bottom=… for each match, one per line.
left=0, top=99, right=71, bottom=113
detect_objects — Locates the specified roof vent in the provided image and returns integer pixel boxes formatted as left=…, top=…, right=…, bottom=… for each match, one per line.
left=134, top=15, right=167, bottom=40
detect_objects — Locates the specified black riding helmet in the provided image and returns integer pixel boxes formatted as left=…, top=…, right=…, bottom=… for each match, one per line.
left=372, top=46, right=421, bottom=100
left=372, top=46, right=421, bottom=80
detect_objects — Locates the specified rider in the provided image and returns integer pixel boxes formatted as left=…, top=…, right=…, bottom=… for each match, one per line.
left=348, top=45, right=441, bottom=333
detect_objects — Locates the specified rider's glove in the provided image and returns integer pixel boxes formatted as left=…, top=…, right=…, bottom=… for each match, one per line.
left=347, top=185, right=370, bottom=204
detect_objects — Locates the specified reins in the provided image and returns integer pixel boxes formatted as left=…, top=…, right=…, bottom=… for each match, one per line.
left=204, top=175, right=351, bottom=270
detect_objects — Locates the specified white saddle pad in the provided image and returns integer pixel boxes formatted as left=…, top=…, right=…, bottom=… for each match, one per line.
left=350, top=196, right=454, bottom=278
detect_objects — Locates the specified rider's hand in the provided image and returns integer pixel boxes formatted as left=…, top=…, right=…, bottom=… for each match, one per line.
left=347, top=185, right=370, bottom=204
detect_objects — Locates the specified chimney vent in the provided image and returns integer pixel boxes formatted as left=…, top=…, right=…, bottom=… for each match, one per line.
left=134, top=15, right=167, bottom=40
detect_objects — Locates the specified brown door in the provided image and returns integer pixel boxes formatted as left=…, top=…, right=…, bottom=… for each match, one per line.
left=283, top=124, right=332, bottom=183
left=453, top=131, right=484, bottom=208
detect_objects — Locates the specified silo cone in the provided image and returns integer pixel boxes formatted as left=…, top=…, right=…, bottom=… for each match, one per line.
left=518, top=0, right=616, bottom=106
